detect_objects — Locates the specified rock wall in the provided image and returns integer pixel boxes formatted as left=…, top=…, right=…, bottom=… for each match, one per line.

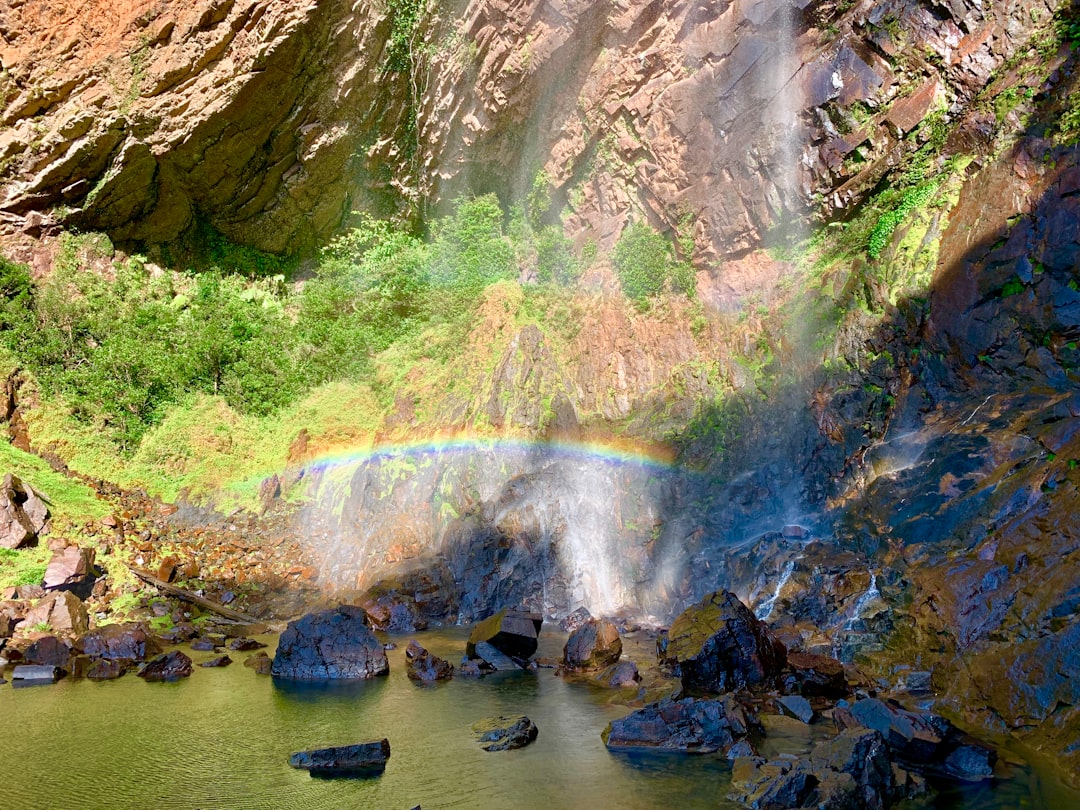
left=0, top=0, right=1051, bottom=263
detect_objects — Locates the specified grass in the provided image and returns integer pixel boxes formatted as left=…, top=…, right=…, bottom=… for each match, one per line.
left=0, top=437, right=109, bottom=522
left=0, top=546, right=50, bottom=588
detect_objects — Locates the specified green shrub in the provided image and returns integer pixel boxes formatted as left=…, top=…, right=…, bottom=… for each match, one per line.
left=612, top=221, right=694, bottom=308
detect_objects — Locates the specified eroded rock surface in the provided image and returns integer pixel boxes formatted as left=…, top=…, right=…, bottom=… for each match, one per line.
left=271, top=605, right=389, bottom=680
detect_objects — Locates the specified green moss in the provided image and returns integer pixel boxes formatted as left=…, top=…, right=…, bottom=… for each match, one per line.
left=0, top=546, right=50, bottom=588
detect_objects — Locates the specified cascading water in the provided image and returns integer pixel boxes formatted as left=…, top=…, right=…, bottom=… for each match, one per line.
left=754, top=558, right=796, bottom=620
left=844, top=570, right=881, bottom=630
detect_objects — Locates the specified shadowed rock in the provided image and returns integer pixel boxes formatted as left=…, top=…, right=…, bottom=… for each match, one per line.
left=602, top=695, right=751, bottom=754
left=786, top=652, right=848, bottom=697
left=43, top=545, right=97, bottom=595
left=663, top=590, right=786, bottom=695
left=23, top=635, right=71, bottom=670
left=78, top=623, right=161, bottom=662
left=466, top=609, right=542, bottom=662
left=200, top=654, right=232, bottom=668
left=405, top=640, right=453, bottom=681
left=138, top=650, right=193, bottom=681
left=244, top=652, right=273, bottom=674
left=563, top=618, right=622, bottom=671
left=289, top=739, right=390, bottom=775
left=271, top=605, right=388, bottom=680
left=471, top=715, right=538, bottom=751
left=86, top=658, right=125, bottom=680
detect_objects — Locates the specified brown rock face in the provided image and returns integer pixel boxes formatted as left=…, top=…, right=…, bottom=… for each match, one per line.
left=24, top=590, right=90, bottom=634
left=562, top=618, right=622, bottom=671
left=0, top=473, right=49, bottom=549
left=0, top=0, right=1044, bottom=263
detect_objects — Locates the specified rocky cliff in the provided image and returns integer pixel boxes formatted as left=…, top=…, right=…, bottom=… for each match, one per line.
left=0, top=0, right=1051, bottom=265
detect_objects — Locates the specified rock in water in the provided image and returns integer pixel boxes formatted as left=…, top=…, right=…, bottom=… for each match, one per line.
left=471, top=715, right=539, bottom=751
left=138, top=651, right=193, bottom=681
left=200, top=654, right=232, bottom=668
left=563, top=618, right=622, bottom=671
left=244, top=652, right=273, bottom=675
left=472, top=641, right=521, bottom=671
left=289, top=739, right=390, bottom=775
left=271, top=605, right=389, bottom=680
left=23, top=635, right=72, bottom=670
left=24, top=590, right=89, bottom=635
left=78, top=623, right=161, bottom=662
left=86, top=659, right=125, bottom=681
left=12, top=664, right=59, bottom=683
left=663, top=590, right=786, bottom=695
left=777, top=695, right=814, bottom=724
left=405, top=641, right=453, bottom=681
left=0, top=474, right=49, bottom=549
left=466, top=609, right=542, bottom=662
left=602, top=696, right=751, bottom=754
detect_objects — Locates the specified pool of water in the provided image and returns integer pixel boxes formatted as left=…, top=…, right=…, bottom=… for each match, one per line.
left=1, top=629, right=1076, bottom=809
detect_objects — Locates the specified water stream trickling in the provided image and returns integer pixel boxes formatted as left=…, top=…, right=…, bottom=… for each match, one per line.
left=754, top=559, right=796, bottom=621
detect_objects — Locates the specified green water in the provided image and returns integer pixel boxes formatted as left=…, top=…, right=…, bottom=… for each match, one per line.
left=0, top=629, right=1075, bottom=809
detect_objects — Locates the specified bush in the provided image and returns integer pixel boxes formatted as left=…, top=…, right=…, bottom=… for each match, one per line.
left=612, top=221, right=694, bottom=307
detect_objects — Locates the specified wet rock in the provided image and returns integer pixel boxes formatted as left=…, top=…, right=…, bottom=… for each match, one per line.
left=86, top=658, right=125, bottom=680
left=836, top=698, right=995, bottom=781
left=12, top=664, right=60, bottom=683
left=593, top=659, right=640, bottom=688
left=602, top=696, right=751, bottom=754
left=289, top=739, right=390, bottom=775
left=663, top=590, right=786, bottom=695
left=405, top=641, right=453, bottom=682
left=190, top=638, right=218, bottom=652
left=471, top=715, right=538, bottom=751
left=472, top=641, right=521, bottom=671
left=138, top=650, right=193, bottom=681
left=23, top=635, right=71, bottom=670
left=809, top=728, right=895, bottom=809
left=78, top=623, right=161, bottom=662
left=458, top=657, right=492, bottom=678
left=227, top=637, right=266, bottom=651
left=466, top=609, right=542, bottom=662
left=271, top=605, right=388, bottom=680
left=24, top=590, right=89, bottom=635
left=777, top=695, right=814, bottom=724
left=729, top=756, right=817, bottom=809
left=200, top=654, right=232, bottom=668
left=158, top=622, right=197, bottom=644
left=244, top=652, right=273, bottom=675
left=563, top=618, right=622, bottom=671
left=0, top=474, right=49, bottom=549
left=43, top=545, right=97, bottom=595
left=559, top=606, right=592, bottom=632
left=786, top=651, right=848, bottom=697
left=359, top=582, right=429, bottom=633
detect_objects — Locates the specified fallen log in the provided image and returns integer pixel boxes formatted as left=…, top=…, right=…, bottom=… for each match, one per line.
left=126, top=565, right=261, bottom=624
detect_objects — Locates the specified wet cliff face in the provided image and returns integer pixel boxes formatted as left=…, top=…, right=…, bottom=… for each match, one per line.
left=0, top=0, right=1049, bottom=262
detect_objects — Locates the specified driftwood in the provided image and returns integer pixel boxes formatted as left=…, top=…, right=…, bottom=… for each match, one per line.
left=126, top=564, right=261, bottom=624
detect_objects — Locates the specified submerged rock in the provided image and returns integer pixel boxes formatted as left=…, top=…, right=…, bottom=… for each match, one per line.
left=602, top=695, right=751, bottom=755
left=289, top=739, right=390, bottom=775
left=200, top=654, right=232, bottom=668
left=471, top=715, right=538, bottom=751
left=86, top=658, right=125, bottom=680
left=79, top=623, right=161, bottom=662
left=405, top=641, right=453, bottom=681
left=138, top=651, right=193, bottom=681
left=227, top=637, right=266, bottom=651
left=563, top=618, right=622, bottom=671
left=466, top=609, right=542, bottom=662
left=593, top=659, right=640, bottom=688
left=244, top=652, right=273, bottom=675
left=271, top=605, right=388, bottom=680
left=663, top=590, right=786, bottom=695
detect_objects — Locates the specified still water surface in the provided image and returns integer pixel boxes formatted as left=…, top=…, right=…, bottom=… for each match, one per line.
left=1, top=629, right=1075, bottom=809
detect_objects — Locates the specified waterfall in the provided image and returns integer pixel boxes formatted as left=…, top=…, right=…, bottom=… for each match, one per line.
left=755, top=559, right=796, bottom=621
left=844, top=570, right=880, bottom=630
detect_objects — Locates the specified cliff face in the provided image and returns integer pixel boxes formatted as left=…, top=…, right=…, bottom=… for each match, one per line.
left=0, top=0, right=1049, bottom=261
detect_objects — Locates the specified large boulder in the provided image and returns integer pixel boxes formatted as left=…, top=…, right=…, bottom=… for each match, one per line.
left=405, top=641, right=453, bottom=682
left=786, top=652, right=848, bottom=697
left=836, top=698, right=996, bottom=781
left=78, top=622, right=161, bottom=662
left=563, top=618, right=622, bottom=671
left=24, top=590, right=89, bottom=635
left=0, top=474, right=49, bottom=549
left=138, top=651, right=194, bottom=681
left=23, top=635, right=72, bottom=670
left=466, top=609, right=542, bottom=662
left=602, top=696, right=752, bottom=755
left=663, top=590, right=786, bottom=695
left=271, top=605, right=389, bottom=680
left=289, top=739, right=390, bottom=775
left=471, top=715, right=539, bottom=751
left=43, top=545, right=97, bottom=595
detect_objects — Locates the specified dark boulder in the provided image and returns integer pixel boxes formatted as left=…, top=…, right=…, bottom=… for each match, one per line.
left=359, top=583, right=429, bottom=633
left=79, top=622, right=161, bottom=662
left=563, top=618, right=622, bottom=671
left=23, top=635, right=71, bottom=670
left=43, top=545, right=97, bottom=596
left=227, top=637, right=266, bottom=651
left=777, top=695, right=814, bottom=724
left=836, top=698, right=996, bottom=781
left=728, top=756, right=818, bottom=810
left=138, top=650, right=193, bottom=681
left=0, top=473, right=49, bottom=549
left=466, top=609, right=542, bottom=662
left=405, top=640, right=453, bottom=681
left=471, top=715, right=538, bottom=751
left=200, top=654, right=232, bottom=668
left=271, top=605, right=389, bottom=680
left=786, top=651, right=848, bottom=697
left=24, top=590, right=89, bottom=635
left=602, top=696, right=751, bottom=754
left=809, top=728, right=895, bottom=810
left=289, top=739, right=390, bottom=775
left=190, top=637, right=218, bottom=651
left=86, top=658, right=125, bottom=680
left=663, top=590, right=786, bottom=695
left=593, top=659, right=640, bottom=688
